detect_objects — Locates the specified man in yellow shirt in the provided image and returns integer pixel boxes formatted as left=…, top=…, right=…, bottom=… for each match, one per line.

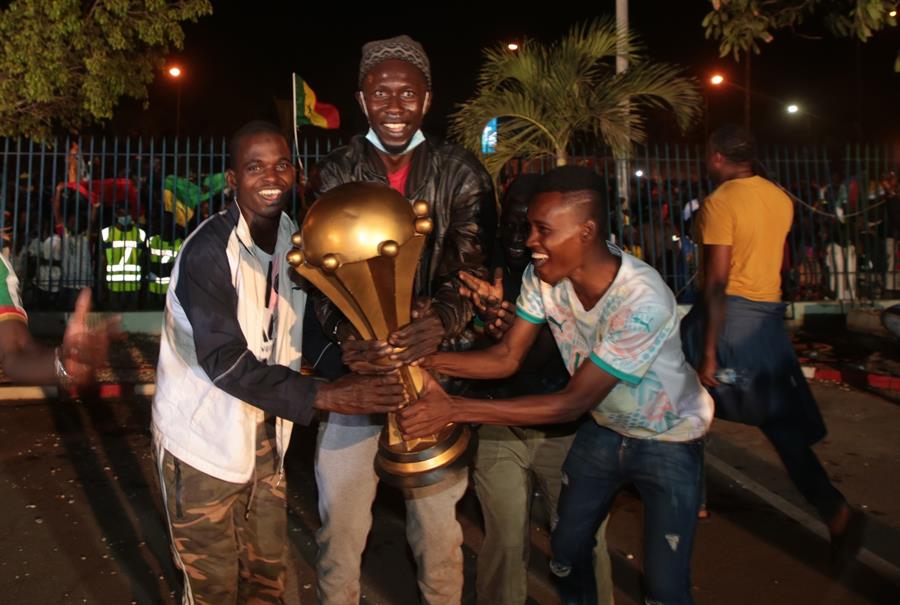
left=682, top=125, right=865, bottom=566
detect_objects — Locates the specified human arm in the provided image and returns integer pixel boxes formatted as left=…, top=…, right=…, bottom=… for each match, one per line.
left=175, top=235, right=404, bottom=424
left=699, top=244, right=731, bottom=387
left=418, top=261, right=544, bottom=377
left=694, top=192, right=735, bottom=388
left=52, top=183, right=65, bottom=234
left=423, top=314, right=541, bottom=379
left=398, top=359, right=618, bottom=438
left=0, top=288, right=118, bottom=386
left=420, top=158, right=497, bottom=340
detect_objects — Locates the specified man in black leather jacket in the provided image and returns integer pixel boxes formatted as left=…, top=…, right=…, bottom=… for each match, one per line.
left=309, top=35, right=495, bottom=605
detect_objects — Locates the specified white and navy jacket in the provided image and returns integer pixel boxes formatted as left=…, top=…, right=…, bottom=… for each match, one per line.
left=151, top=202, right=317, bottom=483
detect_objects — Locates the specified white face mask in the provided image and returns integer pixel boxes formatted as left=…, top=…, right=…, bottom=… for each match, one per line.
left=365, top=128, right=426, bottom=156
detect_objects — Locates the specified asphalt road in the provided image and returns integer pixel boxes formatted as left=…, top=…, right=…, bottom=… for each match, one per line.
left=0, top=381, right=897, bottom=604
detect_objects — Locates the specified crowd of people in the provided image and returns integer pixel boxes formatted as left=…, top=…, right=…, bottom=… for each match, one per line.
left=1, top=145, right=240, bottom=311
left=4, top=140, right=899, bottom=314
left=0, top=34, right=874, bottom=605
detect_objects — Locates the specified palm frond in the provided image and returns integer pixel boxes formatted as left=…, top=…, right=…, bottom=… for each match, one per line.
left=450, top=19, right=701, bottom=180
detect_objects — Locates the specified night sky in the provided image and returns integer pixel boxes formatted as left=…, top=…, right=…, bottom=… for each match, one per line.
left=111, top=2, right=900, bottom=145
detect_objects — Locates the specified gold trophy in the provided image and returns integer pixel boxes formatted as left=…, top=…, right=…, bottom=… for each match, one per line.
left=287, top=182, right=473, bottom=488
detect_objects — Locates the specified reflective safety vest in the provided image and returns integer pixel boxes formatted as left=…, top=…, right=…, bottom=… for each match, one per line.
left=146, top=234, right=183, bottom=295
left=101, top=224, right=147, bottom=292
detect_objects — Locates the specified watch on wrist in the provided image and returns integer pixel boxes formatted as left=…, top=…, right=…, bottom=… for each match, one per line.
left=54, top=347, right=74, bottom=389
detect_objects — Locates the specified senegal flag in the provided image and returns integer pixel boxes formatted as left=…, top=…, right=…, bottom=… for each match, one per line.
left=293, top=74, right=340, bottom=130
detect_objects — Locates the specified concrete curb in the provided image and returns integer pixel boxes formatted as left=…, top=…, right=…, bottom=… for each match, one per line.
left=1, top=365, right=897, bottom=402
left=0, top=382, right=155, bottom=402
left=802, top=364, right=900, bottom=391
left=706, top=452, right=900, bottom=587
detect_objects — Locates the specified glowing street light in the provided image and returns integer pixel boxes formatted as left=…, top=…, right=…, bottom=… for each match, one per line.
left=634, top=169, right=644, bottom=178
left=506, top=42, right=519, bottom=52
left=166, top=64, right=184, bottom=137
left=704, top=73, right=727, bottom=140
left=890, top=10, right=897, bottom=18
left=786, top=103, right=800, bottom=115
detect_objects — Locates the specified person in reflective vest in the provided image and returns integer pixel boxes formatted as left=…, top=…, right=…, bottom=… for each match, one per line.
left=101, top=214, right=146, bottom=294
left=147, top=212, right=184, bottom=296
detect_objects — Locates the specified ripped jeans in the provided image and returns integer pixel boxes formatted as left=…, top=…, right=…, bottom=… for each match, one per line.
left=551, top=421, right=703, bottom=605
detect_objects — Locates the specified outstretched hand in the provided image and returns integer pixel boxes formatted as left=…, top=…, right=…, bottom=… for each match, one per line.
left=459, top=269, right=513, bottom=340
left=59, top=289, right=121, bottom=386
left=458, top=268, right=504, bottom=312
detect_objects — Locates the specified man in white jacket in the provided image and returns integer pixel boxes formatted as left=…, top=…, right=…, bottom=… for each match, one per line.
left=151, top=121, right=406, bottom=605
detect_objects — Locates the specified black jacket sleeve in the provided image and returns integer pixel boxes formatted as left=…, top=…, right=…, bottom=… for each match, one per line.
left=429, top=157, right=496, bottom=336
left=175, top=230, right=320, bottom=425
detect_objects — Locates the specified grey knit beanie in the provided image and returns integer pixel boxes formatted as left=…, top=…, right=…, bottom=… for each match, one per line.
left=358, top=35, right=432, bottom=90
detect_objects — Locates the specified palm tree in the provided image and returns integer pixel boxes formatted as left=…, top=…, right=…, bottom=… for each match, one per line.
left=450, top=19, right=702, bottom=181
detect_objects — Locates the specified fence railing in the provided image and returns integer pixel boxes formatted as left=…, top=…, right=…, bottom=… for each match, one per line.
left=1, top=135, right=344, bottom=310
left=515, top=141, right=899, bottom=304
left=2, top=135, right=897, bottom=311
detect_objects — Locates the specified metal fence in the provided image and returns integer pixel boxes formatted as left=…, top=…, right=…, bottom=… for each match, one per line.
left=1, top=135, right=897, bottom=311
left=0, top=135, right=344, bottom=310
left=516, top=142, right=899, bottom=304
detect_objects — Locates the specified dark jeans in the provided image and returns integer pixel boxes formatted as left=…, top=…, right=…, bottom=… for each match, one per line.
left=551, top=421, right=703, bottom=605
left=762, top=418, right=847, bottom=523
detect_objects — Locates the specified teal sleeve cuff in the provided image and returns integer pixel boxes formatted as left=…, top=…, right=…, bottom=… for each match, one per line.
left=516, top=307, right=546, bottom=325
left=589, top=352, right=641, bottom=385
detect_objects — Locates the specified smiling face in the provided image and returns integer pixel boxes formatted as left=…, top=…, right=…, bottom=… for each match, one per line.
left=358, top=59, right=430, bottom=154
left=525, top=192, right=594, bottom=285
left=226, top=132, right=295, bottom=223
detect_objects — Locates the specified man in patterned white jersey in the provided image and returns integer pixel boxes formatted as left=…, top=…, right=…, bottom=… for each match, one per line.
left=399, top=166, right=713, bottom=605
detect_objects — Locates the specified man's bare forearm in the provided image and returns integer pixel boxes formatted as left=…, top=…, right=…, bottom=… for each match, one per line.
left=702, top=282, right=727, bottom=359
left=428, top=347, right=519, bottom=380
left=446, top=390, right=591, bottom=426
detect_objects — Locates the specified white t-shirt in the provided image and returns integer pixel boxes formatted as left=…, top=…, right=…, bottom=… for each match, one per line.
left=515, top=243, right=713, bottom=442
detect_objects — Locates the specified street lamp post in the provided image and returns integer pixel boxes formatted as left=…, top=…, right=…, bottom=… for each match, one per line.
left=167, top=65, right=183, bottom=138
left=705, top=73, right=725, bottom=141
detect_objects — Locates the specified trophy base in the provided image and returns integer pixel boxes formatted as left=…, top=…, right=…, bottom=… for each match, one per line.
left=375, top=423, right=476, bottom=489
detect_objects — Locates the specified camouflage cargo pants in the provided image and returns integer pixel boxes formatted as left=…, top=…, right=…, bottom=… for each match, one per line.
left=156, top=419, right=288, bottom=605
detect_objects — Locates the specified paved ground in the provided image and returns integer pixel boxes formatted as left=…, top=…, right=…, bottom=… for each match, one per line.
left=0, top=379, right=898, bottom=604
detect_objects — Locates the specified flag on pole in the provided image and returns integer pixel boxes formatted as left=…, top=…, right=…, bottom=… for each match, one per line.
left=292, top=74, right=340, bottom=130
left=162, top=174, right=228, bottom=227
